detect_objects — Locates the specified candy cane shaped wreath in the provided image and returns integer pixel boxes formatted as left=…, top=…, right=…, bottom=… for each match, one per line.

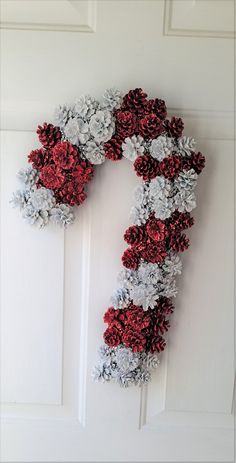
left=11, top=88, right=205, bottom=388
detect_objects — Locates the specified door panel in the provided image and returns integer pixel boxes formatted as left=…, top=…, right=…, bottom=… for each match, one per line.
left=0, top=1, right=234, bottom=461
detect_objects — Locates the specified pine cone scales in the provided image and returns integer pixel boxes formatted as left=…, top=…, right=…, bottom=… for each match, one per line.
left=159, top=155, right=182, bottom=179
left=190, top=152, right=206, bottom=174
left=146, top=98, right=167, bottom=119
left=134, top=155, right=159, bottom=181
left=28, top=148, right=50, bottom=169
left=164, top=117, right=184, bottom=138
left=122, top=88, right=148, bottom=114
left=124, top=225, right=146, bottom=246
left=37, top=122, right=62, bottom=148
left=169, top=233, right=190, bottom=252
left=139, top=113, right=163, bottom=139
left=104, top=135, right=123, bottom=161
left=181, top=152, right=205, bottom=174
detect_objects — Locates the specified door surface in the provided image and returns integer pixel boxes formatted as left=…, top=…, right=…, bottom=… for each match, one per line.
left=0, top=1, right=234, bottom=461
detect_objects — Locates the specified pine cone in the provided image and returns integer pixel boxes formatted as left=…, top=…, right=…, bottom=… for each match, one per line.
left=166, top=211, right=194, bottom=232
left=50, top=204, right=74, bottom=226
left=164, top=117, right=184, bottom=138
left=37, top=123, right=62, bottom=149
left=104, top=135, right=123, bottom=161
left=153, top=317, right=170, bottom=336
left=149, top=335, right=166, bottom=353
left=28, top=148, right=50, bottom=170
left=156, top=298, right=174, bottom=316
left=124, top=225, right=146, bottom=247
left=139, top=113, right=164, bottom=139
left=134, top=154, right=159, bottom=181
left=121, top=88, right=148, bottom=115
left=146, top=99, right=167, bottom=119
left=150, top=135, right=173, bottom=161
left=169, top=232, right=190, bottom=252
left=190, top=152, right=205, bottom=174
left=158, top=155, right=182, bottom=179
left=122, top=328, right=146, bottom=353
left=55, top=180, right=86, bottom=206
left=116, top=111, right=137, bottom=139
left=146, top=218, right=166, bottom=242
left=141, top=242, right=167, bottom=263
left=122, top=248, right=141, bottom=269
left=177, top=136, right=196, bottom=156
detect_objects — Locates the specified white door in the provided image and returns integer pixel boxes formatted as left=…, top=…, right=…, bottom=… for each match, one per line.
left=1, top=1, right=234, bottom=461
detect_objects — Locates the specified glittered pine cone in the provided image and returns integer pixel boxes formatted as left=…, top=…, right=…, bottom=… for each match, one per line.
left=72, top=159, right=94, bottom=184
left=142, top=242, right=167, bottom=263
left=28, top=148, right=50, bottom=170
left=40, top=165, right=65, bottom=189
left=134, top=154, right=159, bottom=181
left=104, top=326, right=122, bottom=348
left=55, top=180, right=86, bottom=206
left=52, top=141, right=78, bottom=170
left=158, top=155, right=182, bottom=179
left=146, top=218, right=167, bottom=242
left=116, top=111, right=137, bottom=138
left=37, top=123, right=62, bottom=149
left=146, top=99, right=167, bottom=120
left=139, top=113, right=164, bottom=139
left=122, top=328, right=146, bottom=352
left=126, top=305, right=151, bottom=330
left=169, top=232, right=190, bottom=252
left=104, top=134, right=123, bottom=161
left=124, top=225, right=146, bottom=247
left=103, top=307, right=117, bottom=324
left=104, top=307, right=126, bottom=329
left=164, top=117, right=184, bottom=138
left=122, top=248, right=141, bottom=269
left=121, top=88, right=148, bottom=115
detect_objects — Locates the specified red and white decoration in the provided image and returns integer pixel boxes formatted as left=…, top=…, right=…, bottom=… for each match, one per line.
left=11, top=88, right=205, bottom=387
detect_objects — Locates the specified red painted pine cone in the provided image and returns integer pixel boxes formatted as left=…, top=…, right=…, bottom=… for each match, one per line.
left=164, top=116, right=184, bottom=138
left=37, top=122, right=62, bottom=149
left=104, top=135, right=123, bottom=161
left=121, top=88, right=148, bottom=115
left=134, top=154, right=159, bottom=181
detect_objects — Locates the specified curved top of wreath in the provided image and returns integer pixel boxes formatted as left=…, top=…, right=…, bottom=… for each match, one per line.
left=11, top=88, right=205, bottom=228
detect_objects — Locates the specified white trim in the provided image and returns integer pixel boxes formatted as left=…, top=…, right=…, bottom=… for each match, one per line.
left=163, top=0, right=235, bottom=39
left=0, top=0, right=97, bottom=33
left=77, top=207, right=91, bottom=428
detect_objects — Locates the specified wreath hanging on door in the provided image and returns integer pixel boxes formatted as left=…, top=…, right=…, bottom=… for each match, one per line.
left=11, top=88, right=205, bottom=388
